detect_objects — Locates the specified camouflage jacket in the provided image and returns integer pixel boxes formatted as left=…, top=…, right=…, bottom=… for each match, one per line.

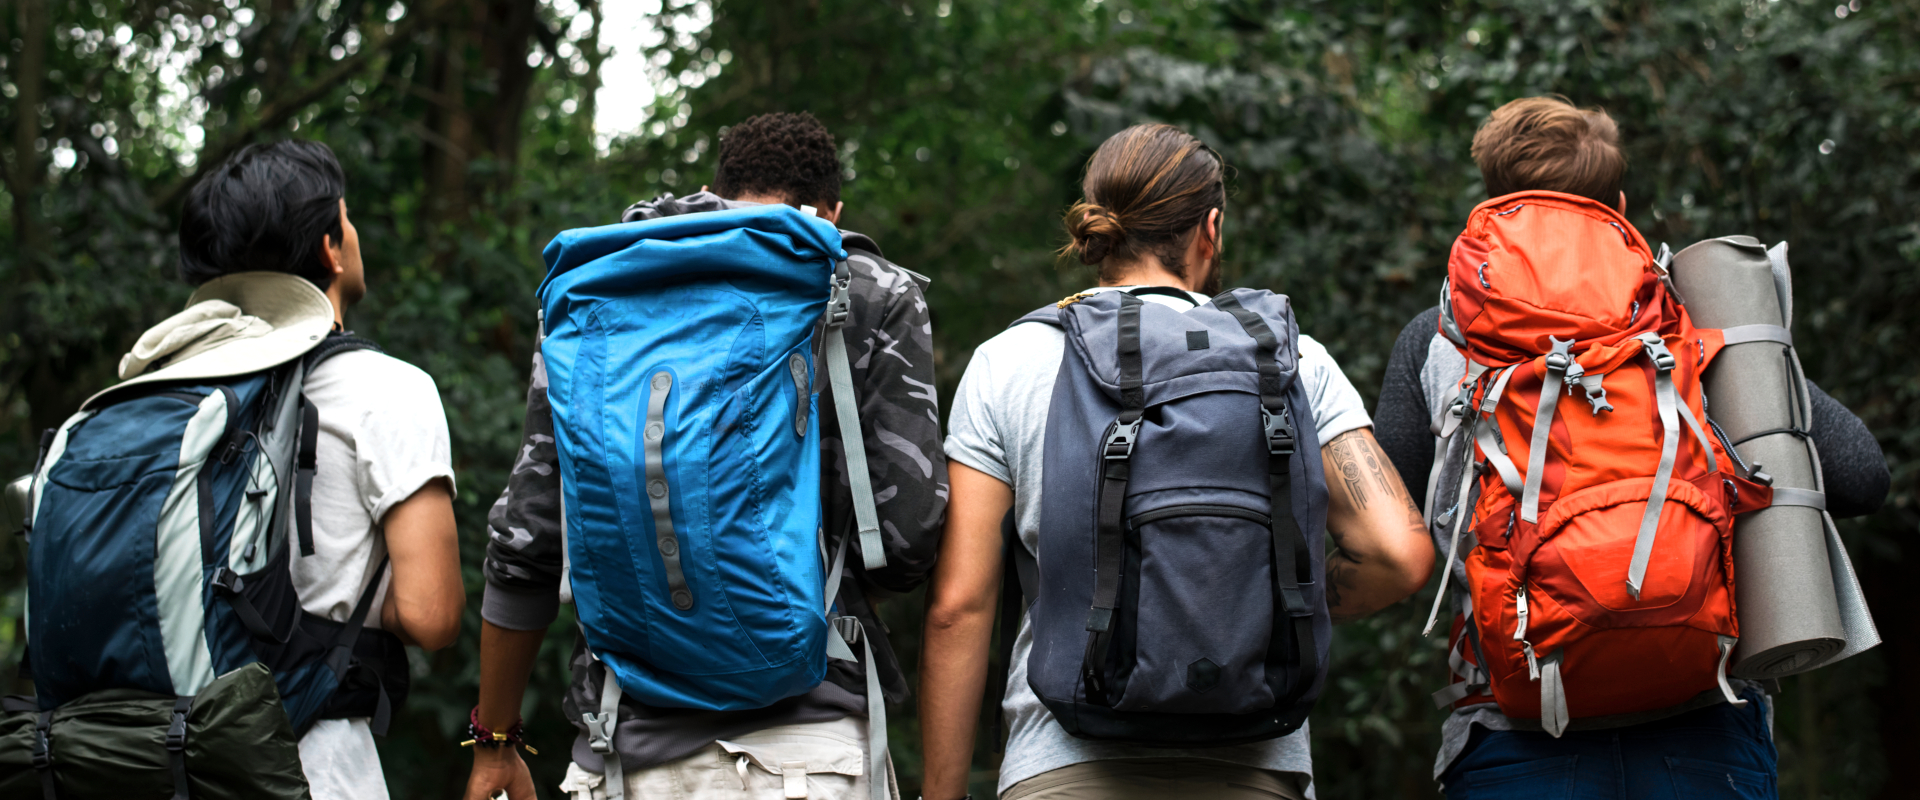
left=480, top=192, right=948, bottom=768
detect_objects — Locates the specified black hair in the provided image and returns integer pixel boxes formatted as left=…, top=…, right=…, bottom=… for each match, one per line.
left=711, top=112, right=842, bottom=208
left=178, top=140, right=347, bottom=288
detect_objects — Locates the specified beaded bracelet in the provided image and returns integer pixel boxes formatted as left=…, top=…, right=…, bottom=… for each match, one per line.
left=461, top=706, right=538, bottom=754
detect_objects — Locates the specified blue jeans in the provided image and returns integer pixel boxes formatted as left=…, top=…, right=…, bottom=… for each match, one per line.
left=1440, top=689, right=1778, bottom=799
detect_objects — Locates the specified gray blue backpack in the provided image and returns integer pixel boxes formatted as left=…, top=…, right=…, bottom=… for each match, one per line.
left=996, top=287, right=1332, bottom=745
left=1, top=332, right=406, bottom=800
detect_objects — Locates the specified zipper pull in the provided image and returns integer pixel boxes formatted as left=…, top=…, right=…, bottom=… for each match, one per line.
left=1513, top=585, right=1530, bottom=641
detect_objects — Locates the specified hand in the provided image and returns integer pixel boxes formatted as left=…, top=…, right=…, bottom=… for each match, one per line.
left=463, top=746, right=536, bottom=800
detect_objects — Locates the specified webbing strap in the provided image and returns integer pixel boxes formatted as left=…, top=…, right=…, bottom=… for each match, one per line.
left=1423, top=408, right=1481, bottom=637
left=1539, top=650, right=1568, bottom=738
left=1676, top=395, right=1719, bottom=476
left=1770, top=487, right=1828, bottom=510
left=1629, top=334, right=1682, bottom=600
left=32, top=709, right=55, bottom=800
left=1522, top=339, right=1574, bottom=523
left=824, top=261, right=886, bottom=571
left=1720, top=324, right=1793, bottom=347
left=295, top=397, right=320, bottom=557
left=1215, top=295, right=1319, bottom=701
left=166, top=696, right=191, bottom=800
left=822, top=530, right=856, bottom=662
left=643, top=371, right=692, bottom=611
left=327, top=556, right=392, bottom=681
left=852, top=620, right=890, bottom=800
left=211, top=567, right=290, bottom=643
left=1474, top=367, right=1523, bottom=498
left=1082, top=295, right=1144, bottom=700
left=1716, top=635, right=1749, bottom=707
left=585, top=666, right=625, bottom=800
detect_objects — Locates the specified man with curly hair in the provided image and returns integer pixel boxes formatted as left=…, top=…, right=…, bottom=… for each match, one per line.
left=464, top=112, right=945, bottom=800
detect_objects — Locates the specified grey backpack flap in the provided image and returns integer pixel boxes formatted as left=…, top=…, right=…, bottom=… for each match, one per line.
left=1018, top=288, right=1332, bottom=746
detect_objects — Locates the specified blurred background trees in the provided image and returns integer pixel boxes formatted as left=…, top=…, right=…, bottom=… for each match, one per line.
left=3, top=0, right=1915, bottom=797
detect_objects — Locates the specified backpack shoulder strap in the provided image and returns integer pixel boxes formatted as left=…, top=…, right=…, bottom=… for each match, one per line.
left=822, top=261, right=885, bottom=572
left=291, top=332, right=384, bottom=557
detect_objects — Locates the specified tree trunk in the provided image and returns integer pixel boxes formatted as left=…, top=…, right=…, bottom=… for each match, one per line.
left=8, top=0, right=48, bottom=269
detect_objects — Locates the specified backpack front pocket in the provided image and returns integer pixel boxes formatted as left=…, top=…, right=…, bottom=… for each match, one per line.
left=1109, top=505, right=1278, bottom=715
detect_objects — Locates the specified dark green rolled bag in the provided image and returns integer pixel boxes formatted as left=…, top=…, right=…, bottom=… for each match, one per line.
left=0, top=663, right=309, bottom=800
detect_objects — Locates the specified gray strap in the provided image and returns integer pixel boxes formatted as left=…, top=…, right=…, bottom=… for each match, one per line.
left=643, top=371, right=692, bottom=611
left=1676, top=391, right=1719, bottom=476
left=1770, top=487, right=1827, bottom=510
left=1539, top=650, right=1569, bottom=738
left=1715, top=635, right=1749, bottom=707
left=829, top=618, right=890, bottom=800
left=586, top=666, right=626, bottom=800
left=824, top=262, right=886, bottom=572
left=1431, top=680, right=1481, bottom=709
left=823, top=531, right=857, bottom=662
left=1475, top=368, right=1524, bottom=499
left=1522, top=338, right=1574, bottom=523
left=1719, top=324, right=1793, bottom=347
left=1628, top=334, right=1681, bottom=600
left=1422, top=417, right=1481, bottom=637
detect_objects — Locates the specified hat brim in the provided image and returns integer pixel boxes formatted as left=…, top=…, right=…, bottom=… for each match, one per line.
left=84, top=273, right=336, bottom=409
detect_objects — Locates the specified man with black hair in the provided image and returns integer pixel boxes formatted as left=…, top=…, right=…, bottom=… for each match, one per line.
left=466, top=112, right=945, bottom=800
left=177, top=140, right=466, bottom=799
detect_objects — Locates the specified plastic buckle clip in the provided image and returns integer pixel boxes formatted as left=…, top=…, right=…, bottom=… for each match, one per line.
left=584, top=713, right=614, bottom=754
left=826, top=275, right=852, bottom=328
left=165, top=709, right=188, bottom=752
left=210, top=566, right=242, bottom=595
left=1262, top=407, right=1296, bottom=456
left=832, top=615, right=863, bottom=646
left=1103, top=419, right=1142, bottom=461
left=29, top=727, right=49, bottom=769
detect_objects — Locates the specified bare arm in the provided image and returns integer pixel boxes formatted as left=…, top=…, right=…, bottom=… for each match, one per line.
left=378, top=478, right=464, bottom=650
left=1321, top=427, right=1434, bottom=623
left=462, top=620, right=543, bottom=800
left=918, top=461, right=1012, bottom=800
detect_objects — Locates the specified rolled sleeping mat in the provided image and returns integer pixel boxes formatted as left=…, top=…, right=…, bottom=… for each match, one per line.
left=1670, top=236, right=1879, bottom=678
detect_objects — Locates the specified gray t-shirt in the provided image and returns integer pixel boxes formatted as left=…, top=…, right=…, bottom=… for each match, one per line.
left=943, top=287, right=1373, bottom=796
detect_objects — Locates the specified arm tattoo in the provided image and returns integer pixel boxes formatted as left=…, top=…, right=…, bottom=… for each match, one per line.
left=1330, top=433, right=1370, bottom=510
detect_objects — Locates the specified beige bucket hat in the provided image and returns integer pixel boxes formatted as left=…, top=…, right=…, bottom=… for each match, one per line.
left=84, top=271, right=336, bottom=409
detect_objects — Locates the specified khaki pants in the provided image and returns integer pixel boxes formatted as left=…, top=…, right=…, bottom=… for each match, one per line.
left=560, top=716, right=897, bottom=800
left=1001, top=758, right=1309, bottom=800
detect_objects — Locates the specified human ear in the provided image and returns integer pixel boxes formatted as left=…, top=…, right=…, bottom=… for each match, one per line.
left=820, top=201, right=844, bottom=226
left=1617, top=191, right=1628, bottom=215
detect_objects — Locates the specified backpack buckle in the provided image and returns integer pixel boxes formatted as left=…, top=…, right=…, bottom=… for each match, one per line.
left=1263, top=407, right=1296, bottom=456
left=165, top=703, right=189, bottom=751
left=832, top=615, right=864, bottom=647
left=29, top=714, right=50, bottom=770
left=826, top=275, right=852, bottom=328
left=1103, top=419, right=1142, bottom=460
left=210, top=566, right=243, bottom=595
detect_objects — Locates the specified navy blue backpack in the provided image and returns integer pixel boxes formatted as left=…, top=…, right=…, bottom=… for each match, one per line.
left=998, top=288, right=1333, bottom=746
left=538, top=205, right=888, bottom=800
left=8, top=332, right=406, bottom=799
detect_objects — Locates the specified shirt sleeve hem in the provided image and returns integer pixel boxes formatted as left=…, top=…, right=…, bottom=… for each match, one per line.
left=943, top=440, right=1012, bottom=486
left=481, top=581, right=562, bottom=631
left=369, top=466, right=459, bottom=525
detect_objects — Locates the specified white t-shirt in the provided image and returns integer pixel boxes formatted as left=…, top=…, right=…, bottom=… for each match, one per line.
left=943, top=287, right=1372, bottom=797
left=292, top=348, right=456, bottom=800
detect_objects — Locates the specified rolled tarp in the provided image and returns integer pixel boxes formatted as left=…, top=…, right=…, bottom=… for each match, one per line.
left=1670, top=235, right=1878, bottom=679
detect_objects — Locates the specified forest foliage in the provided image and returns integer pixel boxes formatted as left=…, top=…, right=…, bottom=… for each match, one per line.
left=2, top=0, right=1916, bottom=797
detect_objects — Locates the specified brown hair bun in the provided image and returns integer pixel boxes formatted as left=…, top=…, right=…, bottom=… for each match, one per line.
left=1066, top=202, right=1125, bottom=265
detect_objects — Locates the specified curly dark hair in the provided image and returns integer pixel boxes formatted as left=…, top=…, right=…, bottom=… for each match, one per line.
left=712, top=112, right=842, bottom=207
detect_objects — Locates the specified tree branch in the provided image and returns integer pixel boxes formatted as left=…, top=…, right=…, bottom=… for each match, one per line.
left=151, top=2, right=445, bottom=212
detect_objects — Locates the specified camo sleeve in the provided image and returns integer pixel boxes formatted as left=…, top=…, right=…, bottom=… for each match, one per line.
left=481, top=345, right=566, bottom=632
left=825, top=251, right=950, bottom=597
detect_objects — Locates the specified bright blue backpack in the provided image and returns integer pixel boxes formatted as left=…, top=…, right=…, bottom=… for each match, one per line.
left=538, top=205, right=887, bottom=799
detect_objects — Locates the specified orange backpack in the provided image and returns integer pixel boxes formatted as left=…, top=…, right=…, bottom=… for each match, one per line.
left=1425, top=191, right=1773, bottom=736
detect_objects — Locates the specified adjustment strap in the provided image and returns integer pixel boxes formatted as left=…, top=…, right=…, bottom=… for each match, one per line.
left=1522, top=338, right=1574, bottom=523
left=210, top=567, right=291, bottom=644
left=328, top=556, right=392, bottom=679
left=167, top=696, right=191, bottom=800
left=1719, top=324, right=1792, bottom=347
left=1716, top=635, right=1749, bottom=707
left=1539, top=650, right=1569, bottom=738
left=296, top=397, right=320, bottom=557
left=32, top=710, right=55, bottom=800
left=584, top=664, right=626, bottom=800
left=1474, top=367, right=1523, bottom=498
left=1423, top=407, right=1482, bottom=637
left=1082, top=295, right=1144, bottom=701
left=1770, top=487, right=1827, bottom=510
left=1628, top=333, right=1681, bottom=600
left=824, top=261, right=887, bottom=571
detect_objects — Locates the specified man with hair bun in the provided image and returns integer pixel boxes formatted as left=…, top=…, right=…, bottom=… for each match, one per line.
left=919, top=123, right=1434, bottom=800
left=465, top=111, right=947, bottom=800
left=1372, top=95, right=1889, bottom=798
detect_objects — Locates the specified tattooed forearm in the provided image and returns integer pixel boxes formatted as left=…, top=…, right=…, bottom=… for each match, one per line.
left=1330, top=432, right=1370, bottom=510
left=1321, top=428, right=1434, bottom=623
